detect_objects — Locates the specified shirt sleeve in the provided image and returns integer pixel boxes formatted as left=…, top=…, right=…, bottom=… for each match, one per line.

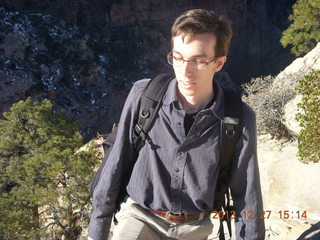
left=230, top=103, right=265, bottom=240
left=88, top=79, right=149, bottom=240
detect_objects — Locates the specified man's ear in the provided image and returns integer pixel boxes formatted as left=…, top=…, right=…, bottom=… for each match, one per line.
left=214, top=56, right=227, bottom=72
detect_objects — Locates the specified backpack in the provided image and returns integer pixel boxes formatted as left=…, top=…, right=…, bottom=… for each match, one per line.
left=90, top=73, right=243, bottom=240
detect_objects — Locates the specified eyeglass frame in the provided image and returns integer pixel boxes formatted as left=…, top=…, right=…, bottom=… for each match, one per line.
left=167, top=52, right=218, bottom=70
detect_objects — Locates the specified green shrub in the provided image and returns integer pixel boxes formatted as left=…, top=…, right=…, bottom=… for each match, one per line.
left=296, top=70, right=320, bottom=163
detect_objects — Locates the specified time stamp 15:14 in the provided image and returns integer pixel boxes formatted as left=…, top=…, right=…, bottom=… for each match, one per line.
left=212, top=210, right=308, bottom=220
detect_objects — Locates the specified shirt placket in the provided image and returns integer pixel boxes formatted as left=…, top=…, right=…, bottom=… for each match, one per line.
left=170, top=108, right=186, bottom=212
left=170, top=149, right=185, bottom=212
left=170, top=110, right=213, bottom=213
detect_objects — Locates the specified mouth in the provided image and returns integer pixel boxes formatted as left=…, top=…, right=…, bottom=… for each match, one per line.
left=179, top=80, right=195, bottom=89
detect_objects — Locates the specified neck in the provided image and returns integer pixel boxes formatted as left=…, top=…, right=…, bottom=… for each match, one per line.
left=177, top=86, right=214, bottom=114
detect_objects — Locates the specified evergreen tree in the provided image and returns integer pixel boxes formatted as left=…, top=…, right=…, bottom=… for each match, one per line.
left=0, top=97, right=99, bottom=240
left=281, top=0, right=320, bottom=56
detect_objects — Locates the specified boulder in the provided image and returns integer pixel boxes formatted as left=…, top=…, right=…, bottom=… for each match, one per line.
left=274, top=42, right=320, bottom=88
left=258, top=135, right=320, bottom=239
left=274, top=42, right=320, bottom=137
left=283, top=94, right=302, bottom=137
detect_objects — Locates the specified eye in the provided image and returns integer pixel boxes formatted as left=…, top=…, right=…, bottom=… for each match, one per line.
left=194, top=59, right=206, bottom=64
left=173, top=56, right=183, bottom=61
left=189, top=59, right=206, bottom=65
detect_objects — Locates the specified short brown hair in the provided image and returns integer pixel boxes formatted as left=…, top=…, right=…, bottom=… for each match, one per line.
left=171, top=9, right=232, bottom=57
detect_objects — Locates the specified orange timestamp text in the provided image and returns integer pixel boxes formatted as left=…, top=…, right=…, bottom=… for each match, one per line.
left=212, top=210, right=308, bottom=220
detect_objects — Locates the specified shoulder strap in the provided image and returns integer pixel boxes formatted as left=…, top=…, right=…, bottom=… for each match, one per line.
left=220, top=89, right=242, bottom=179
left=216, top=88, right=243, bottom=240
left=115, top=73, right=174, bottom=216
left=89, top=74, right=174, bottom=202
left=115, top=73, right=174, bottom=222
left=133, top=73, right=174, bottom=151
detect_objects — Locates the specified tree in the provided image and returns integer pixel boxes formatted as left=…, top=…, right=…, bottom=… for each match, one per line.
left=280, top=0, right=320, bottom=56
left=0, top=97, right=100, bottom=240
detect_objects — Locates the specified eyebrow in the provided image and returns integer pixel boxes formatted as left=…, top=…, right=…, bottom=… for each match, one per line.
left=172, top=50, right=209, bottom=58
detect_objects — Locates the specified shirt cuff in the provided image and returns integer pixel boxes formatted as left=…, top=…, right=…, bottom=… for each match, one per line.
left=88, top=216, right=112, bottom=240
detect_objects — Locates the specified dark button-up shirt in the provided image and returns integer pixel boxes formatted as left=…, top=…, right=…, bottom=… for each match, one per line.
left=89, top=78, right=265, bottom=240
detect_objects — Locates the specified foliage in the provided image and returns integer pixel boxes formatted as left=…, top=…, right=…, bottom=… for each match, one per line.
left=296, top=70, right=320, bottom=163
left=242, top=75, right=295, bottom=139
left=0, top=97, right=99, bottom=240
left=280, top=0, right=320, bottom=56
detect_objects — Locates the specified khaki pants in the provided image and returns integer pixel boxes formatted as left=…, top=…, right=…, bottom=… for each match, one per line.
left=111, top=198, right=213, bottom=240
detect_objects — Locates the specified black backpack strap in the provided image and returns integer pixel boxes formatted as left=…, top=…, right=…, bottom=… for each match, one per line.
left=89, top=74, right=174, bottom=206
left=114, top=74, right=174, bottom=223
left=219, top=89, right=242, bottom=190
left=133, top=73, right=174, bottom=151
left=216, top=89, right=243, bottom=240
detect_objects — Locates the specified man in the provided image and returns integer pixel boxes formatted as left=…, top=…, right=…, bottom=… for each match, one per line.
left=88, top=9, right=265, bottom=240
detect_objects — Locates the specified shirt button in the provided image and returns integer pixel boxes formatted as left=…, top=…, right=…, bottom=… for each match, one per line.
left=175, top=168, right=180, bottom=173
left=177, top=122, right=181, bottom=126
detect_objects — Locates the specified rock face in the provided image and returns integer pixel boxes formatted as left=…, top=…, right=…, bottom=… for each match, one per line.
left=0, top=1, right=296, bottom=139
left=0, top=7, right=132, bottom=139
left=275, top=42, right=320, bottom=87
left=258, top=43, right=320, bottom=239
left=258, top=135, right=320, bottom=240
left=279, top=42, right=320, bottom=136
left=0, top=0, right=296, bottom=83
left=283, top=95, right=302, bottom=136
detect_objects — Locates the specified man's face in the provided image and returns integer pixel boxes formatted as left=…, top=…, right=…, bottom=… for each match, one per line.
left=172, top=33, right=226, bottom=101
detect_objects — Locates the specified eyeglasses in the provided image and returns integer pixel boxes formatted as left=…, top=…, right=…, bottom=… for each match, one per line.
left=167, top=52, right=217, bottom=70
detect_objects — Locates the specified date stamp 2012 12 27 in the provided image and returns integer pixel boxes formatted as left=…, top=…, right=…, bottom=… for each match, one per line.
left=212, top=210, right=308, bottom=220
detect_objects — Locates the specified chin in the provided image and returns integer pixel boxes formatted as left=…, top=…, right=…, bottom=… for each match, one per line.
left=179, top=87, right=196, bottom=97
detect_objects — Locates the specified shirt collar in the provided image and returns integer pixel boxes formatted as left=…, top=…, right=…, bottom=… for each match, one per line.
left=162, top=77, right=224, bottom=120
left=209, top=79, right=224, bottom=121
left=162, top=77, right=179, bottom=106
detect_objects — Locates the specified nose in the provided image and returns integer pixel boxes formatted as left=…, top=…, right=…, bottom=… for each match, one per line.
left=180, top=60, right=194, bottom=76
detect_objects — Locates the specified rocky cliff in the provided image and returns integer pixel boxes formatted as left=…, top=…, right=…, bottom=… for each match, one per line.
left=0, top=0, right=296, bottom=139
left=1, top=0, right=296, bottom=82
left=259, top=43, right=320, bottom=240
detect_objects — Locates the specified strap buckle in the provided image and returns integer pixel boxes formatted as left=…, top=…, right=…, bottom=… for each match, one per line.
left=140, top=107, right=150, bottom=118
left=223, top=117, right=239, bottom=137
